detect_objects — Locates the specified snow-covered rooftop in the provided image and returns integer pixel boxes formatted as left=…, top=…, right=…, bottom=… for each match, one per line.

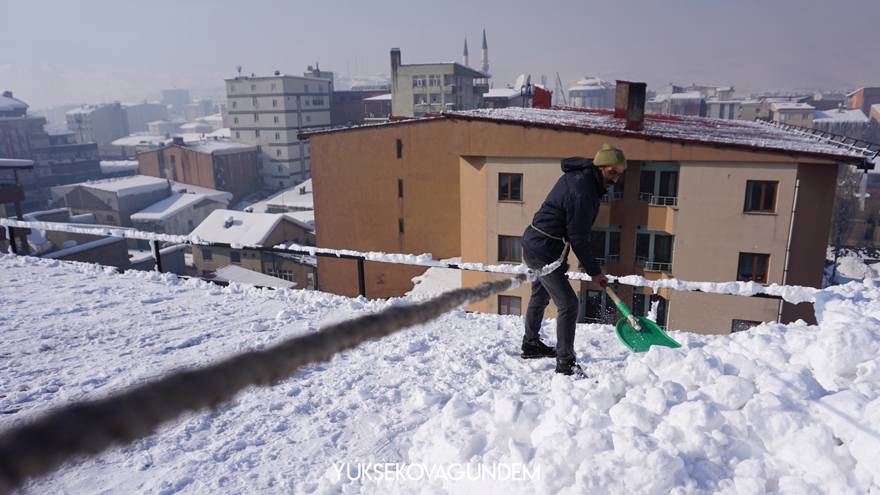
left=111, top=134, right=169, bottom=147
left=77, top=175, right=170, bottom=197
left=0, top=92, right=28, bottom=112
left=363, top=93, right=392, bottom=101
left=212, top=264, right=296, bottom=289
left=186, top=140, right=255, bottom=155
left=130, top=193, right=217, bottom=222
left=814, top=108, right=869, bottom=123
left=771, top=102, right=815, bottom=111
left=190, top=209, right=310, bottom=246
left=2, top=250, right=880, bottom=493
left=99, top=160, right=139, bottom=174
left=668, top=91, right=704, bottom=101
left=169, top=182, right=232, bottom=204
left=568, top=77, right=614, bottom=92
left=483, top=88, right=521, bottom=99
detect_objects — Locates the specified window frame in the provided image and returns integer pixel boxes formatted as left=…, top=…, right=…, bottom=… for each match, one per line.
left=498, top=295, right=522, bottom=316
left=498, top=235, right=523, bottom=263
left=498, top=173, right=523, bottom=202
left=736, top=252, right=770, bottom=283
left=743, top=180, right=778, bottom=213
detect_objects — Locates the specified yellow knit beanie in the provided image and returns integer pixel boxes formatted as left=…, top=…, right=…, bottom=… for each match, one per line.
left=593, top=144, right=626, bottom=167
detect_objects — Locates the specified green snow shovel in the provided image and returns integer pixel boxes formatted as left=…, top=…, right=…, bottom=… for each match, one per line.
left=605, top=286, right=681, bottom=353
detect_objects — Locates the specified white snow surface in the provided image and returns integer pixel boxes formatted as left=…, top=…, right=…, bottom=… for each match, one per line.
left=3, top=253, right=880, bottom=494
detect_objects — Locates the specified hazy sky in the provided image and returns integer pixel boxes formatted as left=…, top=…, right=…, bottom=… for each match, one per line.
left=2, top=0, right=879, bottom=109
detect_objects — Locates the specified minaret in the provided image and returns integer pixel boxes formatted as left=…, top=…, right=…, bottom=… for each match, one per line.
left=480, top=29, right=489, bottom=75
left=463, top=38, right=469, bottom=67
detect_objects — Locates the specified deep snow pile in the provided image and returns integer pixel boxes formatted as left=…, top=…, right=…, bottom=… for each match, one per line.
left=1, top=254, right=880, bottom=494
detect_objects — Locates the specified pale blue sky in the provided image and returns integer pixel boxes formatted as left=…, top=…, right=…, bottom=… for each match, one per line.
left=2, top=0, right=878, bottom=108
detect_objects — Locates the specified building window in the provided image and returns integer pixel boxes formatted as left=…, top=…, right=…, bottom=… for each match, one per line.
left=429, top=93, right=441, bottom=104
left=201, top=247, right=212, bottom=261
left=305, top=115, right=311, bottom=122
left=170, top=155, right=176, bottom=165
left=274, top=116, right=279, bottom=123
left=636, top=232, right=674, bottom=271
left=276, top=150, right=282, bottom=157
left=230, top=250, right=241, bottom=263
left=412, top=76, right=427, bottom=88
left=581, top=289, right=617, bottom=324
left=498, top=173, right=522, bottom=201
left=498, top=235, right=522, bottom=263
left=304, top=84, right=310, bottom=93
left=429, top=74, right=441, bottom=87
left=255, top=129, right=261, bottom=137
left=252, top=96, right=258, bottom=107
left=398, top=179, right=404, bottom=198
left=232, top=101, right=237, bottom=109
left=498, top=295, right=522, bottom=316
left=633, top=293, right=668, bottom=328
left=731, top=319, right=761, bottom=333
left=270, top=83, right=276, bottom=90
left=398, top=218, right=405, bottom=234
left=413, top=94, right=427, bottom=105
left=396, top=139, right=403, bottom=158
left=233, top=117, right=239, bottom=124
left=235, top=131, right=240, bottom=138
left=229, top=84, right=235, bottom=93
left=737, top=253, right=769, bottom=283
left=250, top=84, right=256, bottom=90
left=272, top=99, right=277, bottom=107
left=744, top=180, right=778, bottom=213
left=254, top=113, right=259, bottom=122
left=275, top=132, right=280, bottom=140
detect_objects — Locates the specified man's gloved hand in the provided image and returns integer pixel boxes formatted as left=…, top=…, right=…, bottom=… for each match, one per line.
left=593, top=273, right=609, bottom=288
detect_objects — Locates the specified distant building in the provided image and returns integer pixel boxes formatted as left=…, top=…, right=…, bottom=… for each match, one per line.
left=0, top=91, right=102, bottom=212
left=125, top=102, right=168, bottom=133
left=482, top=87, right=531, bottom=109
left=43, top=236, right=130, bottom=269
left=648, top=92, right=704, bottom=116
left=332, top=89, right=392, bottom=125
left=137, top=137, right=260, bottom=200
left=771, top=102, right=815, bottom=127
left=362, top=93, right=393, bottom=121
left=871, top=104, right=880, bottom=123
left=846, top=87, right=880, bottom=116
left=813, top=107, right=869, bottom=140
left=704, top=100, right=741, bottom=120
left=184, top=99, right=214, bottom=121
left=51, top=175, right=172, bottom=226
left=131, top=191, right=228, bottom=235
left=568, top=78, right=615, bottom=109
left=178, top=122, right=214, bottom=135
left=390, top=48, right=488, bottom=117
left=226, top=73, right=331, bottom=188
left=148, top=120, right=183, bottom=136
left=65, top=103, right=130, bottom=146
left=107, top=134, right=170, bottom=159
left=191, top=209, right=316, bottom=288
left=162, top=89, right=191, bottom=117
left=247, top=178, right=314, bottom=228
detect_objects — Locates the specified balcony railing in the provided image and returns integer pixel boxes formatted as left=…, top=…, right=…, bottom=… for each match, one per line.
left=637, top=256, right=672, bottom=272
left=601, top=191, right=624, bottom=203
left=639, top=193, right=678, bottom=207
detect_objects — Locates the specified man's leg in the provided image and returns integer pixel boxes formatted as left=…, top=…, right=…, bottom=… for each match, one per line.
left=523, top=279, right=550, bottom=345
left=537, top=266, right=580, bottom=362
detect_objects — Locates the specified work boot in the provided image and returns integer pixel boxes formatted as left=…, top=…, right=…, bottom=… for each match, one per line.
left=555, top=357, right=587, bottom=378
left=520, top=340, right=556, bottom=359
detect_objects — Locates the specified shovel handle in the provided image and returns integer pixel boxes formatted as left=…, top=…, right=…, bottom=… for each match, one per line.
left=604, top=286, right=642, bottom=332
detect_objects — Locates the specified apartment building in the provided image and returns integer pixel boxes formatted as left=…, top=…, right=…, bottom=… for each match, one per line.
left=846, top=87, right=880, bottom=116
left=190, top=209, right=316, bottom=288
left=124, top=102, right=168, bottom=133
left=65, top=103, right=130, bottom=145
left=771, top=102, right=815, bottom=127
left=226, top=73, right=331, bottom=189
left=568, top=78, right=616, bottom=110
left=303, top=103, right=872, bottom=335
left=390, top=48, right=488, bottom=117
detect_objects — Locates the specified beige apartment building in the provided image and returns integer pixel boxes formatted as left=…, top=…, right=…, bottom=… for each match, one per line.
left=390, top=48, right=488, bottom=117
left=303, top=106, right=871, bottom=335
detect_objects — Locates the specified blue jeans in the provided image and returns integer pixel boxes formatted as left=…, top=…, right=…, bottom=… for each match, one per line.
left=522, top=251, right=579, bottom=361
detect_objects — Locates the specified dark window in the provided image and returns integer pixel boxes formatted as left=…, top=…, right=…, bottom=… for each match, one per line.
left=398, top=218, right=404, bottom=234
left=636, top=233, right=650, bottom=261
left=591, top=230, right=606, bottom=259
left=498, top=295, right=522, bottom=316
left=737, top=253, right=770, bottom=283
left=653, top=235, right=674, bottom=264
left=633, top=293, right=668, bottom=327
left=396, top=139, right=403, bottom=158
left=659, top=171, right=678, bottom=197
left=744, top=181, right=777, bottom=213
left=639, top=170, right=655, bottom=196
left=498, top=173, right=523, bottom=201
left=201, top=247, right=212, bottom=261
left=170, top=155, right=176, bottom=165
left=731, top=319, right=761, bottom=333
left=230, top=250, right=241, bottom=263
left=498, top=235, right=522, bottom=262
left=609, top=231, right=621, bottom=257
left=398, top=179, right=403, bottom=198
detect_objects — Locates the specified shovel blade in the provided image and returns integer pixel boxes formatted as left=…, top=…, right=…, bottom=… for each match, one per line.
left=615, top=316, right=681, bottom=353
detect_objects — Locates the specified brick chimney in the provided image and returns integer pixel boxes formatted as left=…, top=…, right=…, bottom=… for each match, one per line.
left=390, top=48, right=402, bottom=115
left=615, top=80, right=647, bottom=131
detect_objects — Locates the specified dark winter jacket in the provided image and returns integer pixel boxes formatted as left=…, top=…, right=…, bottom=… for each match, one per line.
left=522, top=157, right=606, bottom=276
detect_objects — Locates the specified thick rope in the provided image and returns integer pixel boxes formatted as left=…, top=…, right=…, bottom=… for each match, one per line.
left=0, top=270, right=539, bottom=493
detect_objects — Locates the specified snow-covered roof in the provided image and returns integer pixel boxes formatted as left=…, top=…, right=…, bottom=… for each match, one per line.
left=190, top=209, right=311, bottom=246
left=78, top=175, right=170, bottom=197
left=483, top=88, right=521, bottom=99
left=813, top=108, right=869, bottom=123
left=669, top=91, right=703, bottom=101
left=266, top=179, right=313, bottom=209
left=363, top=93, right=392, bottom=101
left=99, top=160, right=139, bottom=174
left=186, top=140, right=255, bottom=155
left=207, top=127, right=231, bottom=138
left=179, top=122, right=213, bottom=131
left=568, top=78, right=614, bottom=92
left=771, top=102, right=814, bottom=111
left=212, top=265, right=297, bottom=289
left=0, top=92, right=28, bottom=112
left=111, top=134, right=169, bottom=147
left=42, top=236, right=123, bottom=259
left=131, top=193, right=220, bottom=222
left=284, top=210, right=315, bottom=229
left=169, top=182, right=232, bottom=204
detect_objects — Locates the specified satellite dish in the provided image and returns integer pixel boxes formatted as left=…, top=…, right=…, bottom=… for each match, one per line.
left=514, top=74, right=526, bottom=91
left=235, top=65, right=242, bottom=76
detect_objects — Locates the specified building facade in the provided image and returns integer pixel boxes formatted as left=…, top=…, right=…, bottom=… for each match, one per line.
left=568, top=78, right=616, bottom=110
left=65, top=103, right=130, bottom=145
left=847, top=87, right=880, bottom=116
left=226, top=74, right=331, bottom=189
left=390, top=48, right=488, bottom=117
left=304, top=107, right=867, bottom=335
left=137, top=139, right=260, bottom=200
left=125, top=102, right=168, bottom=133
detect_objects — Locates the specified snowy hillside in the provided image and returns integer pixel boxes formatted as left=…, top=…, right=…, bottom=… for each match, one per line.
left=2, top=254, right=880, bottom=494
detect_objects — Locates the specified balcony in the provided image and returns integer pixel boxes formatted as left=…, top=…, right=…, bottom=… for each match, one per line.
left=601, top=191, right=624, bottom=203
left=636, top=256, right=672, bottom=273
left=639, top=192, right=678, bottom=207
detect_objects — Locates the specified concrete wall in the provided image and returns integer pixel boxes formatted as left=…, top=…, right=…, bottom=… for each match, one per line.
left=138, top=146, right=260, bottom=200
